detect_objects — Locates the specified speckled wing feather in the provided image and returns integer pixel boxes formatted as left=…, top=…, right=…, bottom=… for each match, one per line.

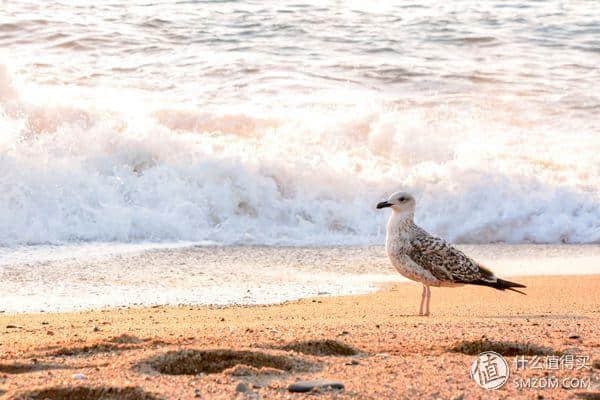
left=407, top=227, right=495, bottom=284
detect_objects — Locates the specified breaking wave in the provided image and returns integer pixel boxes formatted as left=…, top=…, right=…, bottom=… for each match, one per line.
left=1, top=64, right=599, bottom=246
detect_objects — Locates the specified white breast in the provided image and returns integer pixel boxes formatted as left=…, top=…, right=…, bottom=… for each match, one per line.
left=385, top=212, right=439, bottom=285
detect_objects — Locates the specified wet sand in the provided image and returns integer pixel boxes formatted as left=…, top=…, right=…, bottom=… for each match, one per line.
left=1, top=275, right=599, bottom=399
left=3, top=244, right=600, bottom=313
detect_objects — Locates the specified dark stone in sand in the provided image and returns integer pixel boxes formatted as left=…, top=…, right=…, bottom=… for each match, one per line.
left=235, top=383, right=248, bottom=393
left=288, top=380, right=344, bottom=393
left=568, top=334, right=581, bottom=339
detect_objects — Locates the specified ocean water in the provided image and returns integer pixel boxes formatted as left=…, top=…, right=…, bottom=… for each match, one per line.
left=1, top=1, right=600, bottom=247
left=1, top=1, right=599, bottom=311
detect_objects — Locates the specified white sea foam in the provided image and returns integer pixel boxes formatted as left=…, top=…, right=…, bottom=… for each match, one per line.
left=1, top=0, right=599, bottom=246
left=1, top=63, right=598, bottom=246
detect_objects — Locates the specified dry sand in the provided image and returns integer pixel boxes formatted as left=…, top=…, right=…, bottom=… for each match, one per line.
left=0, top=275, right=599, bottom=399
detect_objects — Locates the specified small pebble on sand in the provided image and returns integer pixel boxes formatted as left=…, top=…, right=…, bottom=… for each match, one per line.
left=288, top=380, right=344, bottom=393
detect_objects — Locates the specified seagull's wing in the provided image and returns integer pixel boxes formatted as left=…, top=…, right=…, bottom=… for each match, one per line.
left=407, top=228, right=495, bottom=284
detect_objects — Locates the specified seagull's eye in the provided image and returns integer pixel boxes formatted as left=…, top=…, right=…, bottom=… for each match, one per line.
left=399, top=197, right=405, bottom=202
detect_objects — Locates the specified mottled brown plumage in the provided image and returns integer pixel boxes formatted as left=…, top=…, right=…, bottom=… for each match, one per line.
left=408, top=225, right=494, bottom=284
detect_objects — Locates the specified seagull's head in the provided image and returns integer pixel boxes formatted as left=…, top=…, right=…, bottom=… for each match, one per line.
left=376, top=191, right=416, bottom=214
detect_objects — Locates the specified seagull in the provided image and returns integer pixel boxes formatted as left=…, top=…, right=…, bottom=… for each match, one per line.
left=377, top=191, right=526, bottom=316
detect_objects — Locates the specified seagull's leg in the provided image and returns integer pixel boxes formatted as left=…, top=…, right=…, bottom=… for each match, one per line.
left=424, top=285, right=431, bottom=316
left=419, top=284, right=426, bottom=316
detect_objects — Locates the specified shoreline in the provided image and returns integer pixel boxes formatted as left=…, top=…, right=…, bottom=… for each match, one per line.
left=2, top=244, right=600, bottom=314
left=0, top=272, right=579, bottom=317
left=1, top=275, right=599, bottom=399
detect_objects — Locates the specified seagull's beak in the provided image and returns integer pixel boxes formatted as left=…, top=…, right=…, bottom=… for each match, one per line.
left=376, top=201, right=392, bottom=209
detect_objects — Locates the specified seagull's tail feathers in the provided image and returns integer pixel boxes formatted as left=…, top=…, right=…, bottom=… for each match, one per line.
left=469, top=278, right=527, bottom=295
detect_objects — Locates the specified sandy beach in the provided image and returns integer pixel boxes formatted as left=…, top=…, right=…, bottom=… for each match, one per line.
left=1, top=275, right=599, bottom=399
